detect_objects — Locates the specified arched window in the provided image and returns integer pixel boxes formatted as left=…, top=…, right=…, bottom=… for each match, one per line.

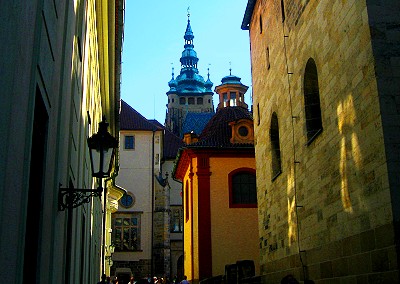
left=180, top=97, right=186, bottom=105
left=188, top=97, right=195, bottom=105
left=185, top=180, right=189, bottom=222
left=304, top=58, right=323, bottom=145
left=230, top=92, right=237, bottom=106
left=229, top=168, right=257, bottom=208
left=270, top=112, right=282, bottom=180
left=197, top=97, right=203, bottom=105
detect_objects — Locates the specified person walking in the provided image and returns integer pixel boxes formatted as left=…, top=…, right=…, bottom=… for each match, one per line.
left=180, top=275, right=189, bottom=284
left=98, top=274, right=107, bottom=284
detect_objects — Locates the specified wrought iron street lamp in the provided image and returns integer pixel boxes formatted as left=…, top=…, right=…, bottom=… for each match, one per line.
left=58, top=117, right=118, bottom=210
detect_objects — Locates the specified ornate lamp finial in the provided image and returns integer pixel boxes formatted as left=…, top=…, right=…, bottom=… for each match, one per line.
left=229, top=61, right=232, bottom=75
left=187, top=6, right=190, bottom=19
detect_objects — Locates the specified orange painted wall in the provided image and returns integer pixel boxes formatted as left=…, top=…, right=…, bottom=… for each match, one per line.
left=209, top=157, right=259, bottom=276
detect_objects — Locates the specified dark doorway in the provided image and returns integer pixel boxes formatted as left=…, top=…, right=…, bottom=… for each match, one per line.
left=117, top=272, right=131, bottom=284
left=177, top=255, right=184, bottom=281
left=23, top=87, right=48, bottom=282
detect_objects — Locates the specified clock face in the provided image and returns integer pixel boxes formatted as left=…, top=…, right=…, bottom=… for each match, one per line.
left=120, top=193, right=135, bottom=208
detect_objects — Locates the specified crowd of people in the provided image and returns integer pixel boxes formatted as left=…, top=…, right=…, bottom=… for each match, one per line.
left=97, top=274, right=189, bottom=284
left=98, top=274, right=313, bottom=284
left=97, top=274, right=135, bottom=284
left=143, top=274, right=188, bottom=284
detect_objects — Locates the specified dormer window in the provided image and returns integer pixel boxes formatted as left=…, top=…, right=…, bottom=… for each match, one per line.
left=229, top=119, right=254, bottom=144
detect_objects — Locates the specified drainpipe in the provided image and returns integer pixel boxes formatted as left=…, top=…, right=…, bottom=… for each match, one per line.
left=102, top=178, right=107, bottom=275
left=151, top=129, right=155, bottom=277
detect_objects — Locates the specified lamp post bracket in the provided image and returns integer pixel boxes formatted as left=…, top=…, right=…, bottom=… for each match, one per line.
left=58, top=183, right=102, bottom=211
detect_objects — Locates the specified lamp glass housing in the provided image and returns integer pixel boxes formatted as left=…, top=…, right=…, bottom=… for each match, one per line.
left=87, top=118, right=118, bottom=178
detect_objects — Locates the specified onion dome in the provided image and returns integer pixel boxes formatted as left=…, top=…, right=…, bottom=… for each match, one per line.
left=168, top=67, right=177, bottom=92
left=204, top=68, right=213, bottom=91
left=166, top=12, right=214, bottom=97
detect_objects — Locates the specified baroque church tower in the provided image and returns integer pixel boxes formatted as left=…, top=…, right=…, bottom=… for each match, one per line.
left=165, top=13, right=214, bottom=138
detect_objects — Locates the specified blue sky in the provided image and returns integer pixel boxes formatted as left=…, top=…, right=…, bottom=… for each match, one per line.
left=121, top=1, right=252, bottom=123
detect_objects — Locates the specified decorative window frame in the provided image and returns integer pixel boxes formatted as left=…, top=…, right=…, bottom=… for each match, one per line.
left=229, top=119, right=254, bottom=144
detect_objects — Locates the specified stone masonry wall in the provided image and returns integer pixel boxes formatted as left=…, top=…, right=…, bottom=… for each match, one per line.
left=154, top=180, right=171, bottom=277
left=248, top=0, right=399, bottom=282
left=366, top=0, right=400, bottom=262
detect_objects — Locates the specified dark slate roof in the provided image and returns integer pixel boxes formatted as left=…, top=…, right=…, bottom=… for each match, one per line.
left=182, top=112, right=214, bottom=136
left=188, top=106, right=253, bottom=148
left=120, top=100, right=160, bottom=131
left=164, top=128, right=184, bottom=159
left=149, top=120, right=184, bottom=159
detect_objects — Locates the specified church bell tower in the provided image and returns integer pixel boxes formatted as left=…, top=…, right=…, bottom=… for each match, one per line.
left=165, top=11, right=214, bottom=138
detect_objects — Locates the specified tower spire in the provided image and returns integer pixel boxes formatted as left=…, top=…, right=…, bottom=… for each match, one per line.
left=180, top=9, right=198, bottom=72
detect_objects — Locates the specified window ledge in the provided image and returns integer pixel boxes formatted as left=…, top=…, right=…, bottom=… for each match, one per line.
left=305, top=128, right=323, bottom=146
left=271, top=170, right=282, bottom=182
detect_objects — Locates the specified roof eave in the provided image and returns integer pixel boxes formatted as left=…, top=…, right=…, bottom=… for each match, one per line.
left=241, top=0, right=257, bottom=30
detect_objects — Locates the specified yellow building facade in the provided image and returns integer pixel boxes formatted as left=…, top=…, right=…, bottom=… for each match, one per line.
left=176, top=151, right=259, bottom=283
left=174, top=75, right=260, bottom=283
